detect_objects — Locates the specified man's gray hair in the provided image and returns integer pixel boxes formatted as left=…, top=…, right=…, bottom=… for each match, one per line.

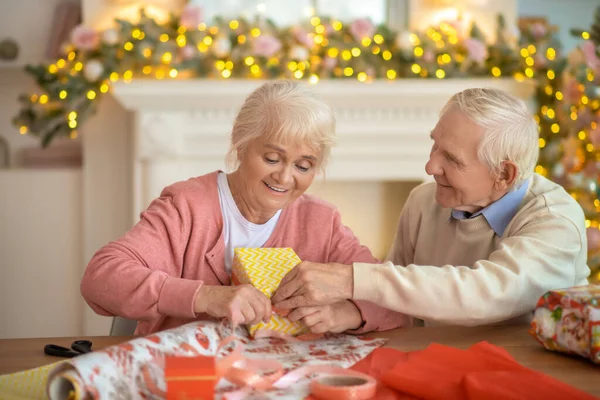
left=226, top=80, right=336, bottom=173
left=441, top=88, right=539, bottom=186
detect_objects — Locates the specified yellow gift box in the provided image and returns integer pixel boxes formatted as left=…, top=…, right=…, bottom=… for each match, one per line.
left=231, top=247, right=308, bottom=337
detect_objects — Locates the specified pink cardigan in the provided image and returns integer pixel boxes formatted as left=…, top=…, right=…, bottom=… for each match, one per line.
left=81, top=171, right=410, bottom=335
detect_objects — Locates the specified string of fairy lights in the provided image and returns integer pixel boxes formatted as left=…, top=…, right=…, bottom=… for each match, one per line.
left=12, top=9, right=535, bottom=146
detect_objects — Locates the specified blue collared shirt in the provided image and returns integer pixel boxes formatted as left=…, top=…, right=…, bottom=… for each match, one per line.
left=450, top=179, right=529, bottom=236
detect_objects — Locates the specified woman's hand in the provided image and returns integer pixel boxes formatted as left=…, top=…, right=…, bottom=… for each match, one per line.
left=194, top=284, right=272, bottom=326
left=286, top=300, right=363, bottom=334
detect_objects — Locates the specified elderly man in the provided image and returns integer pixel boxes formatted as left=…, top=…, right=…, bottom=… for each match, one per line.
left=273, top=87, right=590, bottom=327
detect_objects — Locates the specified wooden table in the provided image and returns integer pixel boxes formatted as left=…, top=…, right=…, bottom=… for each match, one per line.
left=0, top=324, right=598, bottom=396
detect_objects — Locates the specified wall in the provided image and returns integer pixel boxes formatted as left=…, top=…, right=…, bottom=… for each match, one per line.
left=0, top=0, right=72, bottom=68
left=0, top=169, right=83, bottom=339
left=0, top=68, right=40, bottom=168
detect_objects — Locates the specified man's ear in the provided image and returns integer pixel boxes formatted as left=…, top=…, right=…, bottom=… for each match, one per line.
left=495, top=160, right=518, bottom=191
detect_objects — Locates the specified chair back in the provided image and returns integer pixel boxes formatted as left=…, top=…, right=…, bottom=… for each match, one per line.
left=110, top=316, right=138, bottom=336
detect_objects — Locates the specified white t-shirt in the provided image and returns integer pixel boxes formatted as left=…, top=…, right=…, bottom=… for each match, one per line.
left=217, top=172, right=281, bottom=273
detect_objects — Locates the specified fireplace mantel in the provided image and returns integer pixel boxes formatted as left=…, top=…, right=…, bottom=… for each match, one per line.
left=110, top=78, right=535, bottom=216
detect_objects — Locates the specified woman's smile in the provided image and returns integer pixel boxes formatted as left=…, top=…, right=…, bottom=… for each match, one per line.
left=264, top=181, right=288, bottom=194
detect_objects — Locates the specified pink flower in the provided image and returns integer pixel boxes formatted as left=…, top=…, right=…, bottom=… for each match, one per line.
left=70, top=25, right=99, bottom=51
left=253, top=35, right=282, bottom=58
left=180, top=5, right=203, bottom=30
left=349, top=18, right=375, bottom=42
left=423, top=50, right=435, bottom=63
left=180, top=45, right=196, bottom=60
left=530, top=22, right=547, bottom=39
left=582, top=40, right=600, bottom=71
left=292, top=27, right=313, bottom=47
left=563, top=74, right=583, bottom=104
left=463, top=38, right=488, bottom=64
left=590, top=128, right=600, bottom=147
left=322, top=56, right=337, bottom=70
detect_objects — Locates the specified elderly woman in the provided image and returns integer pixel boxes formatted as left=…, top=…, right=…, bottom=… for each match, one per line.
left=81, top=80, right=408, bottom=336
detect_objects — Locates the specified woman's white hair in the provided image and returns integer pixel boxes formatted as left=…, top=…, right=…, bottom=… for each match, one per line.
left=226, top=80, right=336, bottom=173
left=441, top=88, right=539, bottom=187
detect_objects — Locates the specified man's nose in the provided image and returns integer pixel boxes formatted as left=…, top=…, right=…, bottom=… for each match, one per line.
left=425, top=155, right=442, bottom=176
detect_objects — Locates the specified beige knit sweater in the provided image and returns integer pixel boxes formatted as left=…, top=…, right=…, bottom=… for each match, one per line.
left=353, top=173, right=590, bottom=326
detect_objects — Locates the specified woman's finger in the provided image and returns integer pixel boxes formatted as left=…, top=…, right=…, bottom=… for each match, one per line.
left=239, top=303, right=257, bottom=325
left=249, top=289, right=272, bottom=324
left=259, top=292, right=273, bottom=323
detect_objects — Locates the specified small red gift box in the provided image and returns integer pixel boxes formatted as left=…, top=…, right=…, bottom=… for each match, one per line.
left=165, top=355, right=217, bottom=400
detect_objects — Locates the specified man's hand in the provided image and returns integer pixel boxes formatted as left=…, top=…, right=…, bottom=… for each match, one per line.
left=194, top=284, right=272, bottom=326
left=287, top=300, right=362, bottom=333
left=271, top=261, right=353, bottom=310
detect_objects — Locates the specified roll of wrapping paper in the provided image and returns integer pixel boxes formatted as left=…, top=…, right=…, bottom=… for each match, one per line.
left=38, top=320, right=386, bottom=400
left=47, top=369, right=85, bottom=400
left=529, top=284, right=600, bottom=364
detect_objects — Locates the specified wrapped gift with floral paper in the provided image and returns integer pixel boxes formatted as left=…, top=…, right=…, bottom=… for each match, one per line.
left=231, top=247, right=308, bottom=338
left=529, top=284, right=600, bottom=364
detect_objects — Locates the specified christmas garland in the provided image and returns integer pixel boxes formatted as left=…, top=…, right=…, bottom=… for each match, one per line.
left=12, top=5, right=557, bottom=147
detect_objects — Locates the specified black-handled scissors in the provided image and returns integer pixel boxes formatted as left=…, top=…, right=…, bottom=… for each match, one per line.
left=44, top=340, right=93, bottom=358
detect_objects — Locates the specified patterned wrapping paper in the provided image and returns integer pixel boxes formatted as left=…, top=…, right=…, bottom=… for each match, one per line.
left=0, top=361, right=63, bottom=400
left=231, top=247, right=308, bottom=337
left=0, top=321, right=386, bottom=400
left=529, top=284, right=600, bottom=364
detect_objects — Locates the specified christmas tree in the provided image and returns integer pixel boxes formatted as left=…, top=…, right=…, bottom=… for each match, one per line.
left=535, top=7, right=600, bottom=283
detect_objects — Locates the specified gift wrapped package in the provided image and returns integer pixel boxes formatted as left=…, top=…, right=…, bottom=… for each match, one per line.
left=231, top=247, right=308, bottom=337
left=529, top=284, right=600, bottom=364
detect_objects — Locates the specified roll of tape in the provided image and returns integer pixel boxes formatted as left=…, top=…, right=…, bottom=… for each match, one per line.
left=310, top=374, right=377, bottom=400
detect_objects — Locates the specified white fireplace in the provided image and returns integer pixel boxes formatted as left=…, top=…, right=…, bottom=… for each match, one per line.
left=110, top=78, right=535, bottom=219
